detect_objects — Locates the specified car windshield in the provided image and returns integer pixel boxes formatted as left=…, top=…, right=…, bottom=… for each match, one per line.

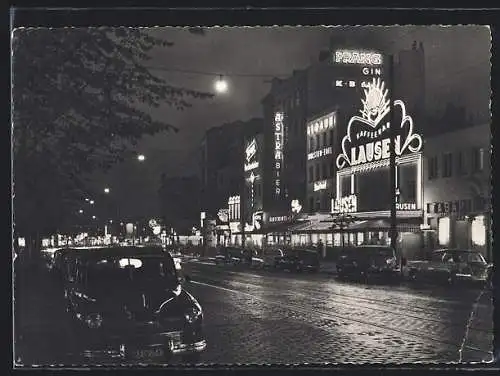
left=455, top=251, right=486, bottom=264
left=85, top=256, right=178, bottom=289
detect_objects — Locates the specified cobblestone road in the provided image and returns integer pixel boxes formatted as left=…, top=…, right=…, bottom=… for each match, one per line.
left=13, top=260, right=494, bottom=366
left=181, top=261, right=493, bottom=365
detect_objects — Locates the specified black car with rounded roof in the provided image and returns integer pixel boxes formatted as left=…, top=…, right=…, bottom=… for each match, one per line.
left=61, top=246, right=206, bottom=363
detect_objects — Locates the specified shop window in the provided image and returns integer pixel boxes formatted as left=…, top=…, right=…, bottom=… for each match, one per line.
left=322, top=163, right=328, bottom=179
left=428, top=156, right=439, bottom=180
left=442, top=153, right=453, bottom=177
left=308, top=166, right=314, bottom=183
left=471, top=215, right=486, bottom=246
left=326, top=233, right=333, bottom=246
left=438, top=217, right=450, bottom=246
left=315, top=199, right=321, bottom=212
left=340, top=175, right=351, bottom=197
left=349, top=233, right=355, bottom=245
left=471, top=147, right=484, bottom=172
left=334, top=233, right=341, bottom=246
left=457, top=150, right=467, bottom=175
left=357, top=233, right=364, bottom=245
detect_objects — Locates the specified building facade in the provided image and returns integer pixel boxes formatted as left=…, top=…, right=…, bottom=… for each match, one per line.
left=422, top=123, right=491, bottom=261
left=261, top=71, right=308, bottom=214
left=199, top=118, right=263, bottom=219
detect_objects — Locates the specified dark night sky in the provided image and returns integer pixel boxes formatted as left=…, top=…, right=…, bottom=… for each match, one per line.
left=88, top=26, right=490, bottom=220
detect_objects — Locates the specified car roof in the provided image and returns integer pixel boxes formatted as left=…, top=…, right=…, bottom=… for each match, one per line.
left=433, top=248, right=479, bottom=253
left=62, top=246, right=168, bottom=260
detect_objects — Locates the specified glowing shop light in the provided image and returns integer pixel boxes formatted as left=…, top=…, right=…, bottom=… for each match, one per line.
left=214, top=76, right=228, bottom=93
left=471, top=215, right=486, bottom=246
left=438, top=217, right=450, bottom=246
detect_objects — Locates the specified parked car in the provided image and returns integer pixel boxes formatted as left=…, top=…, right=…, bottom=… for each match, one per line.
left=61, top=246, right=206, bottom=362
left=214, top=247, right=244, bottom=265
left=336, top=245, right=405, bottom=282
left=251, top=248, right=284, bottom=269
left=275, top=248, right=320, bottom=273
left=405, top=248, right=492, bottom=287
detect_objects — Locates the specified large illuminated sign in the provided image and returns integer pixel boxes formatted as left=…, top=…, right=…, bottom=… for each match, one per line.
left=314, top=180, right=328, bottom=192
left=247, top=171, right=260, bottom=207
left=334, top=50, right=383, bottom=66
left=217, top=209, right=229, bottom=223
left=274, top=112, right=284, bottom=196
left=291, top=199, right=302, bottom=214
left=307, top=113, right=335, bottom=136
left=308, top=146, right=332, bottom=161
left=244, top=138, right=259, bottom=171
left=396, top=202, right=417, bottom=211
left=252, top=211, right=264, bottom=230
left=228, top=196, right=241, bottom=221
left=331, top=195, right=358, bottom=214
left=336, top=78, right=423, bottom=170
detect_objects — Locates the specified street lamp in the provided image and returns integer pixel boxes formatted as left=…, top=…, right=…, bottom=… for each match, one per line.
left=92, top=215, right=97, bottom=220
left=90, top=200, right=95, bottom=205
left=214, top=75, right=228, bottom=94
left=104, top=187, right=110, bottom=194
left=78, top=209, right=84, bottom=214
left=137, top=154, right=146, bottom=162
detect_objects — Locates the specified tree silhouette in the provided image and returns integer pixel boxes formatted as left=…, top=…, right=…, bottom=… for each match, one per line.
left=12, top=28, right=213, bottom=240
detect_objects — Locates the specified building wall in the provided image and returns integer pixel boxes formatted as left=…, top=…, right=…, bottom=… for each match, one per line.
left=262, top=71, right=308, bottom=213
left=422, top=123, right=491, bottom=259
left=200, top=118, right=263, bottom=218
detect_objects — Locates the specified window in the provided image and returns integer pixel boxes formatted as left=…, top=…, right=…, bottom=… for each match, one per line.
left=309, top=197, right=314, bottom=212
left=322, top=132, right=326, bottom=148
left=457, top=151, right=467, bottom=175
left=315, top=199, right=321, bottom=211
left=442, top=153, right=453, bottom=177
left=315, top=164, right=320, bottom=181
left=316, top=134, right=320, bottom=149
left=426, top=203, right=431, bottom=214
left=322, top=163, right=327, bottom=179
left=308, top=166, right=314, bottom=183
left=325, top=131, right=330, bottom=146
left=309, top=137, right=315, bottom=151
left=428, top=156, right=439, bottom=180
left=472, top=147, right=484, bottom=172
left=330, top=130, right=334, bottom=146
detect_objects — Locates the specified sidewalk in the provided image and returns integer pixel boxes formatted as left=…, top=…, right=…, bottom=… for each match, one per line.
left=459, top=289, right=494, bottom=363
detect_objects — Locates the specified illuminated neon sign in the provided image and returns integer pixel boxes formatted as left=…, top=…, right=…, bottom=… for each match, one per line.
left=336, top=78, right=423, bottom=170
left=396, top=202, right=417, bottom=211
left=308, top=147, right=333, bottom=161
left=307, top=113, right=335, bottom=136
left=334, top=50, right=383, bottom=66
left=331, top=195, right=358, bottom=214
left=244, top=138, right=259, bottom=172
left=314, top=180, right=328, bottom=192
left=274, top=112, right=284, bottom=196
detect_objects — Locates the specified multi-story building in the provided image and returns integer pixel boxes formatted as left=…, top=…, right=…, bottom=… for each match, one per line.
left=422, top=123, right=491, bottom=261
left=199, top=118, right=263, bottom=220
left=261, top=71, right=308, bottom=214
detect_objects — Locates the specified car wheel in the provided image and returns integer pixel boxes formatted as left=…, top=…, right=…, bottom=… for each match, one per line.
left=182, top=352, right=201, bottom=364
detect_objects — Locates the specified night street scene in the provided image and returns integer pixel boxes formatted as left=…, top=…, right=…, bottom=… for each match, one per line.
left=12, top=25, right=493, bottom=367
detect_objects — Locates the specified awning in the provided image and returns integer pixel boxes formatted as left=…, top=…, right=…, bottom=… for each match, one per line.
left=290, top=219, right=422, bottom=233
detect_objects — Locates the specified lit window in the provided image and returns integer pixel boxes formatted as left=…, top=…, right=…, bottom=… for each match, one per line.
left=428, top=156, right=439, bottom=180
left=357, top=233, right=364, bottom=245
left=471, top=215, right=486, bottom=246
left=438, top=217, right=450, bottom=246
left=334, top=233, right=341, bottom=246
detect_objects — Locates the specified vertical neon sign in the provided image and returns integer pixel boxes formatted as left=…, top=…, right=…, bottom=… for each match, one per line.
left=274, top=112, right=284, bottom=197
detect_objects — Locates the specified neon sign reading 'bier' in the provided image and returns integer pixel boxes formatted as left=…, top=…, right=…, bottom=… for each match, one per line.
left=274, top=112, right=284, bottom=196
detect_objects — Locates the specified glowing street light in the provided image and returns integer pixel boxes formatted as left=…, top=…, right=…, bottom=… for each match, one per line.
left=85, top=198, right=90, bottom=202
left=78, top=209, right=84, bottom=214
left=137, top=154, right=146, bottom=162
left=90, top=200, right=95, bottom=205
left=214, top=75, right=228, bottom=94
left=92, top=215, right=96, bottom=220
left=104, top=187, right=110, bottom=194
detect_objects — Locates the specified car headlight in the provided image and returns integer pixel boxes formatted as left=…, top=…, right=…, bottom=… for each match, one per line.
left=386, top=257, right=397, bottom=266
left=81, top=313, right=103, bottom=329
left=184, top=307, right=202, bottom=324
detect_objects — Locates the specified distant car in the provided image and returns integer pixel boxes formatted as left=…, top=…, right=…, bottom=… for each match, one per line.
left=251, top=248, right=284, bottom=269
left=61, top=246, right=206, bottom=362
left=406, top=248, right=492, bottom=287
left=336, top=245, right=404, bottom=282
left=276, top=248, right=320, bottom=273
left=214, top=247, right=244, bottom=265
